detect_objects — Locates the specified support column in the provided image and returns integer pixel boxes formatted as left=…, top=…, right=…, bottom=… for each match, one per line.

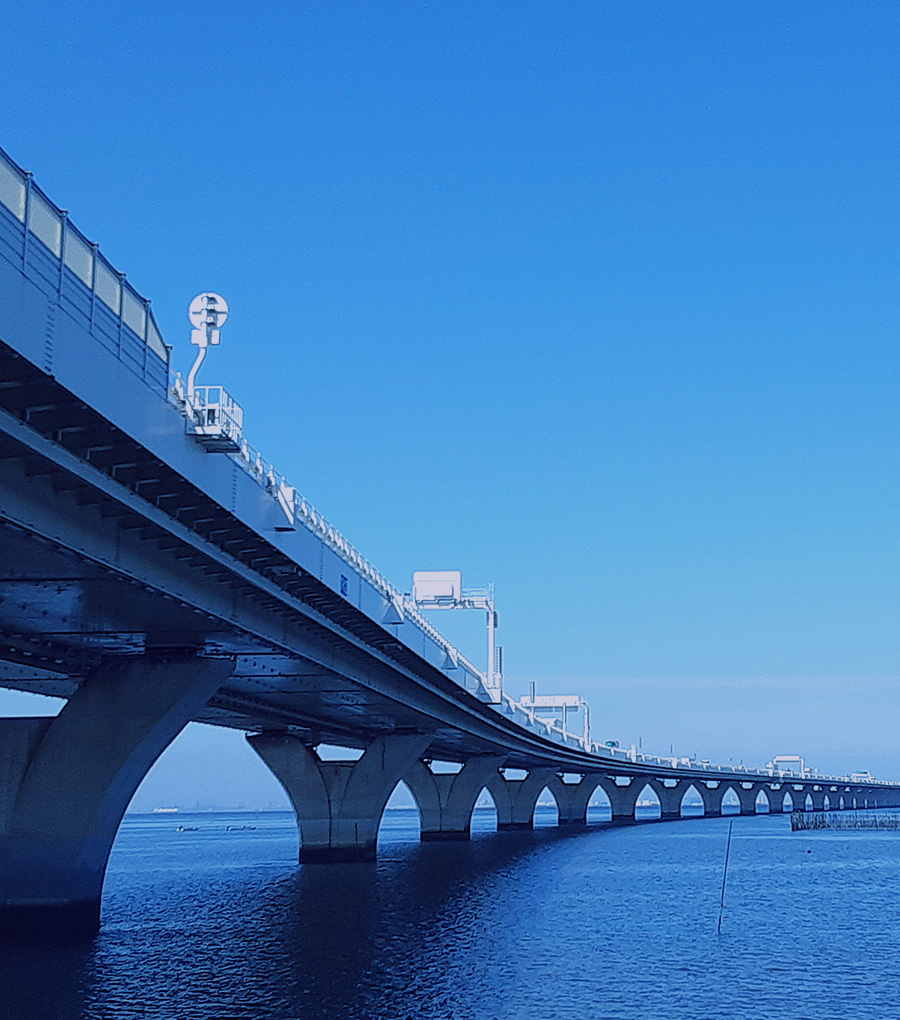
left=0, top=654, right=234, bottom=937
left=487, top=769, right=557, bottom=830
left=547, top=775, right=602, bottom=827
left=602, top=778, right=642, bottom=823
left=698, top=782, right=727, bottom=817
left=656, top=780, right=689, bottom=821
left=248, top=732, right=431, bottom=862
left=792, top=787, right=810, bottom=811
left=405, top=756, right=505, bottom=841
left=734, top=783, right=761, bottom=815
left=766, top=786, right=784, bottom=813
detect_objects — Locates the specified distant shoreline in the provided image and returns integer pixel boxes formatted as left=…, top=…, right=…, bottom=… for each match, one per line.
left=127, top=805, right=497, bottom=817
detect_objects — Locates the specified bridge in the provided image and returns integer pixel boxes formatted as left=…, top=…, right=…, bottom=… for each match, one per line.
left=0, top=144, right=895, bottom=936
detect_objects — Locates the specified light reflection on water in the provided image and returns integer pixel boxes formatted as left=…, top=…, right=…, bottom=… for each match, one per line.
left=2, top=807, right=900, bottom=1019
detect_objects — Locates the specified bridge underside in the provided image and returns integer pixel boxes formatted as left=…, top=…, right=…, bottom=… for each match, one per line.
left=0, top=509, right=468, bottom=751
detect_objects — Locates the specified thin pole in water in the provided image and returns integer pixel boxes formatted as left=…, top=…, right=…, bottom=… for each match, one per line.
left=717, top=819, right=734, bottom=935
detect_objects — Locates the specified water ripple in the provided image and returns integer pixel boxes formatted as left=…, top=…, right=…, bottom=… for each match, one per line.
left=2, top=810, right=900, bottom=1019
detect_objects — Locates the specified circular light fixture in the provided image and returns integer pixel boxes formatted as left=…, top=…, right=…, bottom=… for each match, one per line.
left=188, top=292, right=229, bottom=330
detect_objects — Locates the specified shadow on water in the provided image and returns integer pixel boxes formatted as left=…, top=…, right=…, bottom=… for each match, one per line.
left=255, top=825, right=589, bottom=1016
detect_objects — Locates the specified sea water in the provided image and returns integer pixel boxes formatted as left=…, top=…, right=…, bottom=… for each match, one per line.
left=2, top=807, right=900, bottom=1019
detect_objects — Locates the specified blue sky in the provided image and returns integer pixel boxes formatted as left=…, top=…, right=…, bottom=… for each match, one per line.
left=2, top=2, right=899, bottom=806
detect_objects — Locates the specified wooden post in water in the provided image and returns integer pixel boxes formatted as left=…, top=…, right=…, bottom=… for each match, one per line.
left=717, top=819, right=734, bottom=935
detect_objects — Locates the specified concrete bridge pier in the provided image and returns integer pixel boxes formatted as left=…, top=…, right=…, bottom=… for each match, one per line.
left=0, top=654, right=234, bottom=938
left=248, top=732, right=430, bottom=862
left=766, top=786, right=784, bottom=813
left=734, top=783, right=762, bottom=815
left=791, top=787, right=810, bottom=811
left=488, top=769, right=558, bottom=830
left=599, top=778, right=643, bottom=823
left=547, top=774, right=601, bottom=827
left=404, top=756, right=505, bottom=840
left=698, top=782, right=727, bottom=817
left=655, top=780, right=690, bottom=820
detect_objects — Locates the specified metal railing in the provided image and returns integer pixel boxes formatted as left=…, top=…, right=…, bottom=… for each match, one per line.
left=188, top=386, right=244, bottom=451
left=0, top=144, right=169, bottom=367
left=173, top=380, right=493, bottom=695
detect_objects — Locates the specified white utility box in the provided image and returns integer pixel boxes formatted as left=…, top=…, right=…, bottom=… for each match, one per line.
left=412, top=571, right=462, bottom=606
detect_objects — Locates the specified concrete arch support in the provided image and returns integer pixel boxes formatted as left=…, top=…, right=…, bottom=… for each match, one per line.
left=545, top=774, right=603, bottom=827
left=654, top=780, right=690, bottom=820
left=735, top=783, right=763, bottom=815
left=248, top=732, right=431, bottom=862
left=792, top=788, right=810, bottom=811
left=488, top=769, right=557, bottom=830
left=597, top=778, right=641, bottom=823
left=405, top=756, right=506, bottom=841
left=0, top=654, right=235, bottom=937
left=698, top=783, right=726, bottom=817
left=402, top=761, right=444, bottom=834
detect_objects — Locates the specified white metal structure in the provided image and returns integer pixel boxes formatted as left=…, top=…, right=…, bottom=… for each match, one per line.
left=187, top=385, right=244, bottom=452
left=519, top=693, right=591, bottom=747
left=412, top=571, right=462, bottom=605
left=186, top=292, right=228, bottom=398
left=412, top=570, right=502, bottom=703
left=767, top=754, right=807, bottom=778
left=179, top=293, right=245, bottom=454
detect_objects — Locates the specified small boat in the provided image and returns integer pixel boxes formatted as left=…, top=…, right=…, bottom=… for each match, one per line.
left=177, top=825, right=199, bottom=832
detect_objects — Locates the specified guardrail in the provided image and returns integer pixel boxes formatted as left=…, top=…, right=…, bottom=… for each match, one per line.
left=0, top=145, right=169, bottom=381
left=170, top=378, right=496, bottom=698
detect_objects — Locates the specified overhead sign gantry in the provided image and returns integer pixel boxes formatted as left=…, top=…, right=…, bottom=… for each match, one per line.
left=412, top=570, right=502, bottom=701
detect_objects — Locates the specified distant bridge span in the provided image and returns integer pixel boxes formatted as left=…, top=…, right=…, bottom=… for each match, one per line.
left=0, top=145, right=895, bottom=935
